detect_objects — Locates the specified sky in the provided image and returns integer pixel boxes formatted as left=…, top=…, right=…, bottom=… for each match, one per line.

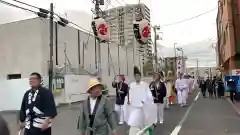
left=0, top=0, right=218, bottom=67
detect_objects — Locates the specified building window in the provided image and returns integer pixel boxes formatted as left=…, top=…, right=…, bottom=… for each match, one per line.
left=7, top=74, right=21, bottom=80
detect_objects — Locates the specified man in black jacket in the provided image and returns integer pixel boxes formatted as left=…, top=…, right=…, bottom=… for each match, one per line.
left=206, top=77, right=214, bottom=98
left=199, top=78, right=207, bottom=97
left=0, top=115, right=10, bottom=135
left=227, top=79, right=237, bottom=102
left=112, top=74, right=129, bottom=125
left=212, top=76, right=217, bottom=97
left=216, top=76, right=224, bottom=98
left=149, top=71, right=167, bottom=124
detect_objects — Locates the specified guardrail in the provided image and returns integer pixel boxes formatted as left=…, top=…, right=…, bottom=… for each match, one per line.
left=136, top=124, right=155, bottom=135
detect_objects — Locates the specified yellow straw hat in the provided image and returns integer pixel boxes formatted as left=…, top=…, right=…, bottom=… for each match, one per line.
left=167, top=70, right=173, bottom=75
left=87, top=78, right=103, bottom=92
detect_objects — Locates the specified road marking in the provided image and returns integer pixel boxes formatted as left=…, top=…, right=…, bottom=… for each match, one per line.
left=227, top=98, right=240, bottom=116
left=170, top=92, right=200, bottom=135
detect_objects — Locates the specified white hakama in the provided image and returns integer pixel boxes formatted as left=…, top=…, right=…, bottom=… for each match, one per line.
left=123, top=81, right=157, bottom=135
left=187, top=78, right=194, bottom=93
left=175, top=79, right=189, bottom=105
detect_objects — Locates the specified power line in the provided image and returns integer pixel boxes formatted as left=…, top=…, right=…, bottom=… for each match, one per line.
left=0, top=0, right=37, bottom=13
left=161, top=7, right=218, bottom=27
left=1, top=0, right=139, bottom=54
left=11, top=0, right=92, bottom=33
left=114, top=0, right=123, bottom=5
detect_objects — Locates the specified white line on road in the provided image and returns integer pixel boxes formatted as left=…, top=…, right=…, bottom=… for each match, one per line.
left=170, top=92, right=200, bottom=135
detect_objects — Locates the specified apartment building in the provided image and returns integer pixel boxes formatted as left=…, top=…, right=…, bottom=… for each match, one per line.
left=105, top=3, right=152, bottom=66
left=216, top=0, right=240, bottom=73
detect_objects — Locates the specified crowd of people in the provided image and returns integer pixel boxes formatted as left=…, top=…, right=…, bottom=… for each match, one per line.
left=199, top=76, right=225, bottom=98
left=108, top=67, right=197, bottom=135
left=0, top=69, right=197, bottom=135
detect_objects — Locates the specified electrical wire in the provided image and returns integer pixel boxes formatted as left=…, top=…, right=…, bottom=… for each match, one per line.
left=10, top=0, right=97, bottom=50
left=2, top=0, right=148, bottom=64
left=11, top=0, right=92, bottom=33
left=161, top=7, right=218, bottom=27
left=115, top=0, right=123, bottom=5
left=12, top=0, right=38, bottom=9
left=0, top=0, right=37, bottom=13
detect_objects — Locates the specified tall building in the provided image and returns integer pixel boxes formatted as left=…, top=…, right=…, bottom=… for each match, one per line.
left=105, top=4, right=152, bottom=67
left=216, top=0, right=240, bottom=73
left=105, top=4, right=150, bottom=46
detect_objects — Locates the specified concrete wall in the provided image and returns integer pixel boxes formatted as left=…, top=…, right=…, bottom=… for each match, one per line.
left=0, top=75, right=152, bottom=111
left=0, top=18, right=143, bottom=82
left=0, top=18, right=44, bottom=79
left=0, top=18, right=145, bottom=111
left=0, top=78, right=29, bottom=111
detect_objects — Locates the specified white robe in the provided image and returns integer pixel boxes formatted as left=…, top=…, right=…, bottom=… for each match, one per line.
left=186, top=78, right=194, bottom=93
left=123, top=81, right=157, bottom=128
left=175, top=79, right=189, bottom=104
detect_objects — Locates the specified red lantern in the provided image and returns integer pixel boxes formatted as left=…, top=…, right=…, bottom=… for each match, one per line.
left=141, top=25, right=151, bottom=39
left=133, top=19, right=151, bottom=45
left=91, top=18, right=110, bottom=43
left=139, top=19, right=151, bottom=43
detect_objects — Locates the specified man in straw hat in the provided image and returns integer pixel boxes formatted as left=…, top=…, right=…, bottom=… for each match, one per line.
left=123, top=66, right=157, bottom=135
left=77, top=78, right=117, bottom=135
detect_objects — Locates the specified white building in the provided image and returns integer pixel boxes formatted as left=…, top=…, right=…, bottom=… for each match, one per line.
left=0, top=17, right=143, bottom=84
left=105, top=4, right=152, bottom=66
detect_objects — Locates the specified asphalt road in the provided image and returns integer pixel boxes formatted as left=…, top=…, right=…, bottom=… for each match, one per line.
left=178, top=96, right=240, bottom=135
left=2, top=90, right=240, bottom=135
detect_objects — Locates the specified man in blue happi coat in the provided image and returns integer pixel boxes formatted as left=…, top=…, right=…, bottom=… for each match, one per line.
left=19, top=72, right=57, bottom=135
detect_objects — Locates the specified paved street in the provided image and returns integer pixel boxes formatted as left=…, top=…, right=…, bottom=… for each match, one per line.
left=178, top=96, right=240, bottom=135
left=2, top=90, right=240, bottom=135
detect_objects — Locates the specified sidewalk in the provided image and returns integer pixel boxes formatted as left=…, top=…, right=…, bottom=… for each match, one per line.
left=178, top=96, right=240, bottom=135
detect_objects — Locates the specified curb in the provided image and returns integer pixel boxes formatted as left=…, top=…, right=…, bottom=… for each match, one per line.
left=227, top=98, right=240, bottom=116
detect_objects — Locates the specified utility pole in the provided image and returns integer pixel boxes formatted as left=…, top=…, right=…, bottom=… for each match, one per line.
left=181, top=49, right=184, bottom=74
left=153, top=26, right=159, bottom=72
left=196, top=59, right=199, bottom=78
left=174, top=43, right=177, bottom=77
left=117, top=44, right=120, bottom=74
left=49, top=3, right=54, bottom=91
left=95, top=0, right=102, bottom=77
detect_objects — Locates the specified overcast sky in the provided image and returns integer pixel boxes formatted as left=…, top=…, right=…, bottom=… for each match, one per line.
left=0, top=0, right=218, bottom=67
